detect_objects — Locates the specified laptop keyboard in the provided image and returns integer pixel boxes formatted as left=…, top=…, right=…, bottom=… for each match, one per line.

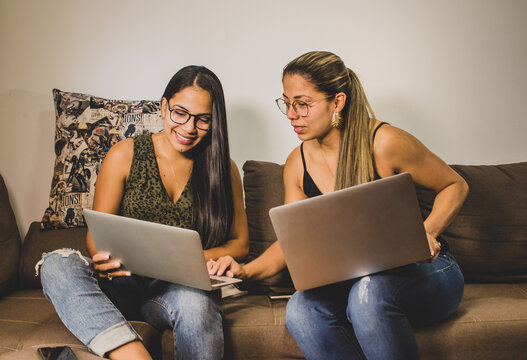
left=210, top=277, right=227, bottom=285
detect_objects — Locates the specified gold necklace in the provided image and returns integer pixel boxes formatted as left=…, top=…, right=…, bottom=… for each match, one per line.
left=166, top=159, right=192, bottom=194
left=168, top=161, right=181, bottom=190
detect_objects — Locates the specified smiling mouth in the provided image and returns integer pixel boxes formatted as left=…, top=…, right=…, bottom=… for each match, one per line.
left=174, top=131, right=195, bottom=144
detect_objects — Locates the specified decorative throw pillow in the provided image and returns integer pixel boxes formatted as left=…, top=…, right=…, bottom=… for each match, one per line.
left=41, top=89, right=164, bottom=230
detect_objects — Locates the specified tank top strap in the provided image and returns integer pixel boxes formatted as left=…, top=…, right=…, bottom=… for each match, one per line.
left=300, top=142, right=323, bottom=198
left=372, top=121, right=389, bottom=143
left=372, top=122, right=389, bottom=180
left=300, top=142, right=308, bottom=170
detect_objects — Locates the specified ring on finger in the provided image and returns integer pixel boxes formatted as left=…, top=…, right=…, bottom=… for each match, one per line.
left=99, top=272, right=113, bottom=281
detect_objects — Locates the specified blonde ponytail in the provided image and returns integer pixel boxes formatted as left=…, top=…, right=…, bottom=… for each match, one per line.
left=335, top=69, right=376, bottom=189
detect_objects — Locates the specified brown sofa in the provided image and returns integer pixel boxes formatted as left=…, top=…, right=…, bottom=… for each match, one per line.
left=1, top=160, right=526, bottom=359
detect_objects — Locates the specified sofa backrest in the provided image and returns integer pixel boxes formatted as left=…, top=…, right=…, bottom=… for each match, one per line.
left=416, top=162, right=527, bottom=283
left=243, top=161, right=293, bottom=292
left=0, top=174, right=21, bottom=296
left=18, top=160, right=527, bottom=290
left=242, top=160, right=527, bottom=285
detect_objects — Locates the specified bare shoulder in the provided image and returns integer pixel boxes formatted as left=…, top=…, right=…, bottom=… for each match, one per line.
left=372, top=123, right=425, bottom=160
left=100, top=138, right=134, bottom=173
left=284, top=145, right=303, bottom=173
left=106, top=138, right=133, bottom=159
left=284, top=145, right=304, bottom=187
left=283, top=145, right=307, bottom=203
left=373, top=122, right=447, bottom=179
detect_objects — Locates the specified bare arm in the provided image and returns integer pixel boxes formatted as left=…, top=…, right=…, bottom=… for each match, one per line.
left=203, top=160, right=250, bottom=262
left=374, top=125, right=469, bottom=259
left=86, top=139, right=134, bottom=275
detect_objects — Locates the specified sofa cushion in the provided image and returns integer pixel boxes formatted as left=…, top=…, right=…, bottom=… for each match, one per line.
left=0, top=289, right=161, bottom=359
left=415, top=282, right=527, bottom=360
left=19, top=222, right=88, bottom=289
left=42, top=89, right=163, bottom=230
left=0, top=174, right=21, bottom=297
left=242, top=161, right=294, bottom=292
left=417, top=162, right=527, bottom=283
left=160, top=295, right=303, bottom=360
left=161, top=283, right=527, bottom=360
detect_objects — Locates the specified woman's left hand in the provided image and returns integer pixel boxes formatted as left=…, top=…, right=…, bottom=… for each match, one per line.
left=427, top=233, right=441, bottom=262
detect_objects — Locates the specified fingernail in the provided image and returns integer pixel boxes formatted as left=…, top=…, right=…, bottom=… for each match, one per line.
left=114, top=262, right=120, bottom=267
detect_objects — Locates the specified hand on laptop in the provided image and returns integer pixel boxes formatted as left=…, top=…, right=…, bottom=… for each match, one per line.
left=92, top=252, right=131, bottom=280
left=207, top=256, right=246, bottom=280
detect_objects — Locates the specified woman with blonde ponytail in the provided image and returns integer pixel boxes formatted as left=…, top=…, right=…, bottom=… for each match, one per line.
left=209, top=51, right=468, bottom=359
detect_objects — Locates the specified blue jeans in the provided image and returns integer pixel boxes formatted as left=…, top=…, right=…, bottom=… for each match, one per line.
left=285, top=251, right=464, bottom=360
left=39, top=249, right=223, bottom=359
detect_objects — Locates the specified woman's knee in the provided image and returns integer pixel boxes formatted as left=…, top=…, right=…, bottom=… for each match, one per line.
left=160, top=285, right=221, bottom=324
left=285, top=292, right=304, bottom=329
left=285, top=291, right=326, bottom=330
left=181, top=291, right=219, bottom=316
left=39, top=249, right=91, bottom=295
left=347, top=275, right=390, bottom=323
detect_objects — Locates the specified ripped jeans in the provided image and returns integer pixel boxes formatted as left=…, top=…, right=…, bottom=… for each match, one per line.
left=285, top=251, right=464, bottom=360
left=38, top=249, right=223, bottom=359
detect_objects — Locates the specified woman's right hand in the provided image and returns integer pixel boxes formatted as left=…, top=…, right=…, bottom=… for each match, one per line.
left=92, top=252, right=131, bottom=280
left=207, top=256, right=247, bottom=280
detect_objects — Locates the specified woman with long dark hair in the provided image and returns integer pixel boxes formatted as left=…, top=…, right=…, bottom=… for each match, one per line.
left=40, top=66, right=249, bottom=360
left=209, top=51, right=467, bottom=359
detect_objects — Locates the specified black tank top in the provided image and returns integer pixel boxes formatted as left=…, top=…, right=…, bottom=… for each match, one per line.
left=301, top=122, right=388, bottom=198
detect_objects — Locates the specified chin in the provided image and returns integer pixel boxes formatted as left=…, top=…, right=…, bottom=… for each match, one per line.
left=176, top=142, right=199, bottom=154
left=295, top=131, right=315, bottom=142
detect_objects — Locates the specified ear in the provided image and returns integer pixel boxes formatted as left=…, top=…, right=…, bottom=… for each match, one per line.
left=334, top=92, right=347, bottom=113
left=161, top=97, right=169, bottom=117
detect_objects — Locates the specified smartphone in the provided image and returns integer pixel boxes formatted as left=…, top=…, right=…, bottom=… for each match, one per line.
left=38, top=346, right=78, bottom=360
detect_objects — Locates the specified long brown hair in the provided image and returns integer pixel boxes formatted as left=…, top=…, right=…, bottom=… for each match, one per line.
left=162, top=66, right=233, bottom=249
left=283, top=51, right=377, bottom=189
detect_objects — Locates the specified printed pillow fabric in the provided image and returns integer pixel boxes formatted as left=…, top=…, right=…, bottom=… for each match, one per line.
left=41, top=88, right=164, bottom=230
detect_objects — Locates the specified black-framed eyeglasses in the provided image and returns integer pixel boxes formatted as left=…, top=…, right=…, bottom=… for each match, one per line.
left=167, top=104, right=212, bottom=131
left=275, top=95, right=335, bottom=117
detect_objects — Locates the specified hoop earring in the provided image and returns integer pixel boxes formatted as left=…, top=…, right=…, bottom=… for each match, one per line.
left=331, top=113, right=343, bottom=128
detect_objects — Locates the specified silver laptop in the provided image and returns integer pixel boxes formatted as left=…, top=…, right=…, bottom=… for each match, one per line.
left=268, top=172, right=431, bottom=290
left=83, top=209, right=241, bottom=291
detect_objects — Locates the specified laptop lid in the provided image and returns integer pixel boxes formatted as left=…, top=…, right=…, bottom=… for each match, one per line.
left=269, top=172, right=431, bottom=290
left=83, top=209, right=241, bottom=291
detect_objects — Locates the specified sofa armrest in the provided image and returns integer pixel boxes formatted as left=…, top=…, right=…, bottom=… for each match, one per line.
left=0, top=174, right=21, bottom=297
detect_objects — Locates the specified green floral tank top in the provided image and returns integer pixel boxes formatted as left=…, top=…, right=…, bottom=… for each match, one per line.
left=120, top=133, right=193, bottom=229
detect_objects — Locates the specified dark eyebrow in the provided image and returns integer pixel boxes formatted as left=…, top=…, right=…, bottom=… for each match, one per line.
left=170, top=104, right=189, bottom=112
left=171, top=104, right=211, bottom=117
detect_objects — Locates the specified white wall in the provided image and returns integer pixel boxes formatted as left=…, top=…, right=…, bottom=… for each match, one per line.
left=1, top=0, right=526, bottom=239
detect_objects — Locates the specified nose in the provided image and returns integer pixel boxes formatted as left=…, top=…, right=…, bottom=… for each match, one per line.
left=179, top=116, right=198, bottom=133
left=286, top=104, right=299, bottom=121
